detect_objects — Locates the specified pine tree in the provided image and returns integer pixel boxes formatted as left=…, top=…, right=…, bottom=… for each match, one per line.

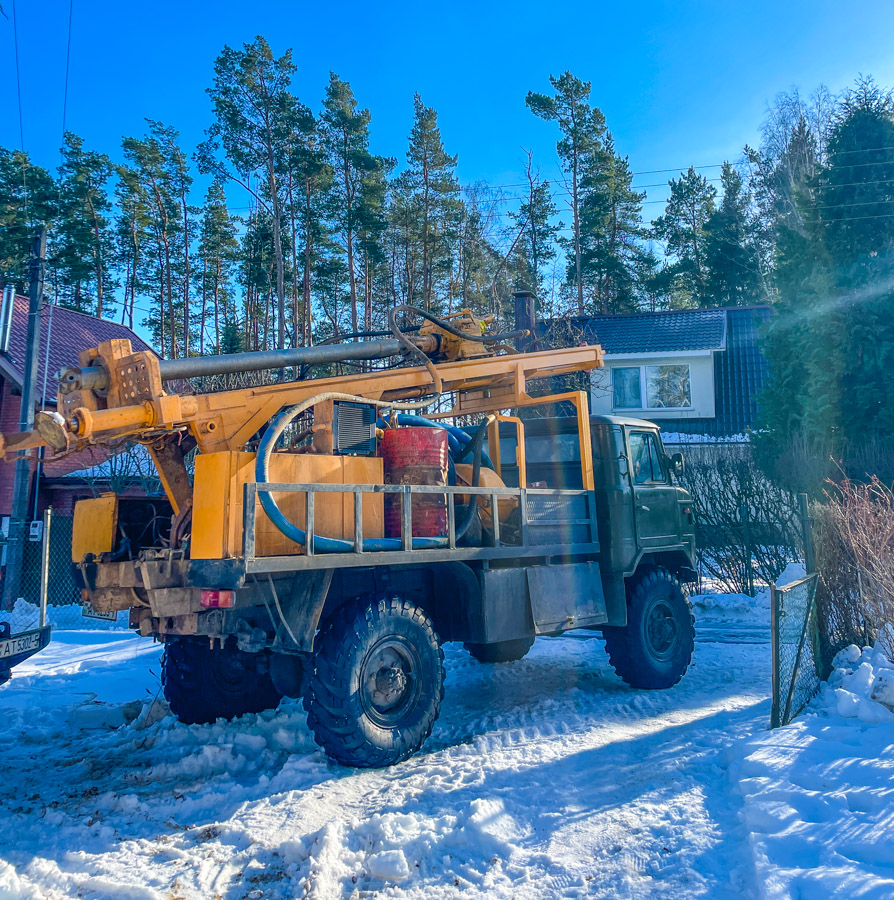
left=0, top=148, right=56, bottom=293
left=578, top=135, right=647, bottom=313
left=121, top=124, right=188, bottom=357
left=652, top=167, right=717, bottom=307
left=319, top=74, right=389, bottom=334
left=283, top=102, right=328, bottom=346
left=507, top=150, right=561, bottom=303
left=197, top=181, right=239, bottom=353
left=54, top=133, right=115, bottom=315
left=148, top=122, right=195, bottom=354
left=113, top=165, right=152, bottom=328
left=703, top=163, right=763, bottom=307
left=403, top=94, right=461, bottom=311
left=526, top=72, right=606, bottom=312
left=200, top=36, right=298, bottom=351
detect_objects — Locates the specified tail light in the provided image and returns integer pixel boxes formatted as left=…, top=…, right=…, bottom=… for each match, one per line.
left=201, top=589, right=235, bottom=609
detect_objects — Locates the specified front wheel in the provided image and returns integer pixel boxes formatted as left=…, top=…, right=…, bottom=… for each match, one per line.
left=603, top=567, right=694, bottom=689
left=305, top=597, right=445, bottom=767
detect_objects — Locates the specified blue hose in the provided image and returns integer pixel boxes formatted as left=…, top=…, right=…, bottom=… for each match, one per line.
left=256, top=406, right=447, bottom=553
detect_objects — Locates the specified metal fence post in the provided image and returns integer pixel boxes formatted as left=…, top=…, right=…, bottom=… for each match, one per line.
left=770, top=582, right=780, bottom=729
left=38, top=507, right=51, bottom=629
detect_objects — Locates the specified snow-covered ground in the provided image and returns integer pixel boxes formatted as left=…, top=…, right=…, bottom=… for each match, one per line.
left=0, top=587, right=891, bottom=899
left=735, top=643, right=894, bottom=900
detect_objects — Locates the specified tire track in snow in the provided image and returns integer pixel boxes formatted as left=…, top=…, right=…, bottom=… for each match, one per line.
left=0, top=629, right=770, bottom=899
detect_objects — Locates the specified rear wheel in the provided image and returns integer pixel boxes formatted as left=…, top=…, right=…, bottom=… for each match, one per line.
left=161, top=638, right=282, bottom=725
left=305, top=597, right=444, bottom=767
left=603, top=567, right=694, bottom=689
left=464, top=636, right=534, bottom=663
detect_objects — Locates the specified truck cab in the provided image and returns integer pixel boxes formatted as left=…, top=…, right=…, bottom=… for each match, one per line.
left=497, top=414, right=697, bottom=623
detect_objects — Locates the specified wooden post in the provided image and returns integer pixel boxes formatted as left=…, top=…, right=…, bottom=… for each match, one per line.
left=740, top=503, right=754, bottom=597
left=799, top=493, right=816, bottom=575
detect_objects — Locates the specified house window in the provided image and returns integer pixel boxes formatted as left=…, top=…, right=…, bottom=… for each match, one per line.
left=611, top=364, right=692, bottom=411
left=646, top=364, right=691, bottom=409
left=612, top=366, right=642, bottom=409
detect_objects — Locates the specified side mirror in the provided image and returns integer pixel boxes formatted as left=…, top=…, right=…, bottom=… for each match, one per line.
left=617, top=454, right=629, bottom=477
left=670, top=452, right=685, bottom=479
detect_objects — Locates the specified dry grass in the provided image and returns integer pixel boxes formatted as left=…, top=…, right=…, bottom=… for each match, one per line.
left=816, top=478, right=894, bottom=661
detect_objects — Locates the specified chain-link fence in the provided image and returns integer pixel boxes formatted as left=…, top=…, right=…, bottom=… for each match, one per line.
left=0, top=510, right=129, bottom=636
left=771, top=573, right=822, bottom=727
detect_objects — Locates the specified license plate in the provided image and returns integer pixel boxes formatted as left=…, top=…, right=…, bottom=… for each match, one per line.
left=81, top=603, right=118, bottom=621
left=0, top=630, right=41, bottom=659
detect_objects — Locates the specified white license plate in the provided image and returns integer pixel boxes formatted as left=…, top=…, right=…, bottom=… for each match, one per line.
left=81, top=603, right=118, bottom=621
left=0, top=630, right=41, bottom=659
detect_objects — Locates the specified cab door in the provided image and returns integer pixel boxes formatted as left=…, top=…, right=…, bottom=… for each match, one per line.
left=626, top=429, right=680, bottom=547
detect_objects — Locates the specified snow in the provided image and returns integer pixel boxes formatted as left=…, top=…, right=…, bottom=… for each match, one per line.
left=734, top=643, right=894, bottom=900
left=660, top=432, right=749, bottom=445
left=2, top=599, right=130, bottom=634
left=0, top=598, right=891, bottom=898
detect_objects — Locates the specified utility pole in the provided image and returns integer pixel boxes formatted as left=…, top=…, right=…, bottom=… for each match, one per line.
left=3, top=226, right=47, bottom=611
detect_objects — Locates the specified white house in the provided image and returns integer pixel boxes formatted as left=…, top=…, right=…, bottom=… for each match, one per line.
left=532, top=306, right=772, bottom=440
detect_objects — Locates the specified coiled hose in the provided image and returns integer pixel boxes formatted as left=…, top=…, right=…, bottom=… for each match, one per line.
left=255, top=392, right=449, bottom=552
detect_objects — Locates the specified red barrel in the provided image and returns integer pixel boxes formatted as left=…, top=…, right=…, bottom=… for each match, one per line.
left=382, top=427, right=448, bottom=539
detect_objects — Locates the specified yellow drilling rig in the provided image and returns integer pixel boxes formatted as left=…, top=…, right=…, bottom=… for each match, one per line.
left=0, top=306, right=697, bottom=767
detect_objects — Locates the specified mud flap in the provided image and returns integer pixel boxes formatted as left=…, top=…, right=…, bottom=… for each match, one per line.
left=270, top=569, right=334, bottom=654
left=526, top=562, right=607, bottom=634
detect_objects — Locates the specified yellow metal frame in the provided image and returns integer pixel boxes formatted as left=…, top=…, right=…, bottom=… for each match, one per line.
left=2, top=340, right=603, bottom=513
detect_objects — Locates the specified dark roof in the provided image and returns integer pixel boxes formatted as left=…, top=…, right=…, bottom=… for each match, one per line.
left=651, top=307, right=772, bottom=438
left=541, top=308, right=728, bottom=355
left=3, top=294, right=152, bottom=404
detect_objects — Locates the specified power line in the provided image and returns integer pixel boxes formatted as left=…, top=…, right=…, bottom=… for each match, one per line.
left=61, top=0, right=73, bottom=140
left=827, top=143, right=894, bottom=158
left=11, top=0, right=28, bottom=223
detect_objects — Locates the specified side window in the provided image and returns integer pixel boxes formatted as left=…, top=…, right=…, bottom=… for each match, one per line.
left=628, top=432, right=666, bottom=484
left=646, top=433, right=667, bottom=483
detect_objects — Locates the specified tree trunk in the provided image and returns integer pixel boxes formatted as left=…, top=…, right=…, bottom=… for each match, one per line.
left=266, top=152, right=286, bottom=353
left=343, top=138, right=359, bottom=335
left=181, top=189, right=190, bottom=357
left=304, top=179, right=314, bottom=346
left=288, top=170, right=300, bottom=347
left=422, top=148, right=431, bottom=308
left=199, top=251, right=207, bottom=352
left=86, top=195, right=104, bottom=318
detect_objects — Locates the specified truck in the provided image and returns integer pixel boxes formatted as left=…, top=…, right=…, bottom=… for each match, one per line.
left=0, top=306, right=697, bottom=766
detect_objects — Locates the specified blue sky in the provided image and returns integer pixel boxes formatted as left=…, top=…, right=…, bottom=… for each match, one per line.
left=3, top=0, right=894, bottom=218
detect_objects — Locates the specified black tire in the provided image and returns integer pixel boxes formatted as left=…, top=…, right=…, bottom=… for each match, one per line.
left=464, top=636, right=534, bottom=663
left=603, top=567, right=694, bottom=689
left=304, top=597, right=444, bottom=768
left=161, top=638, right=282, bottom=725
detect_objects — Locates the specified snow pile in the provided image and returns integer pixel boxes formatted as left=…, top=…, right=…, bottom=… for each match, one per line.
left=692, top=590, right=765, bottom=619
left=818, top=643, right=894, bottom=723
left=2, top=597, right=130, bottom=632
left=734, top=643, right=894, bottom=899
left=692, top=563, right=804, bottom=627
